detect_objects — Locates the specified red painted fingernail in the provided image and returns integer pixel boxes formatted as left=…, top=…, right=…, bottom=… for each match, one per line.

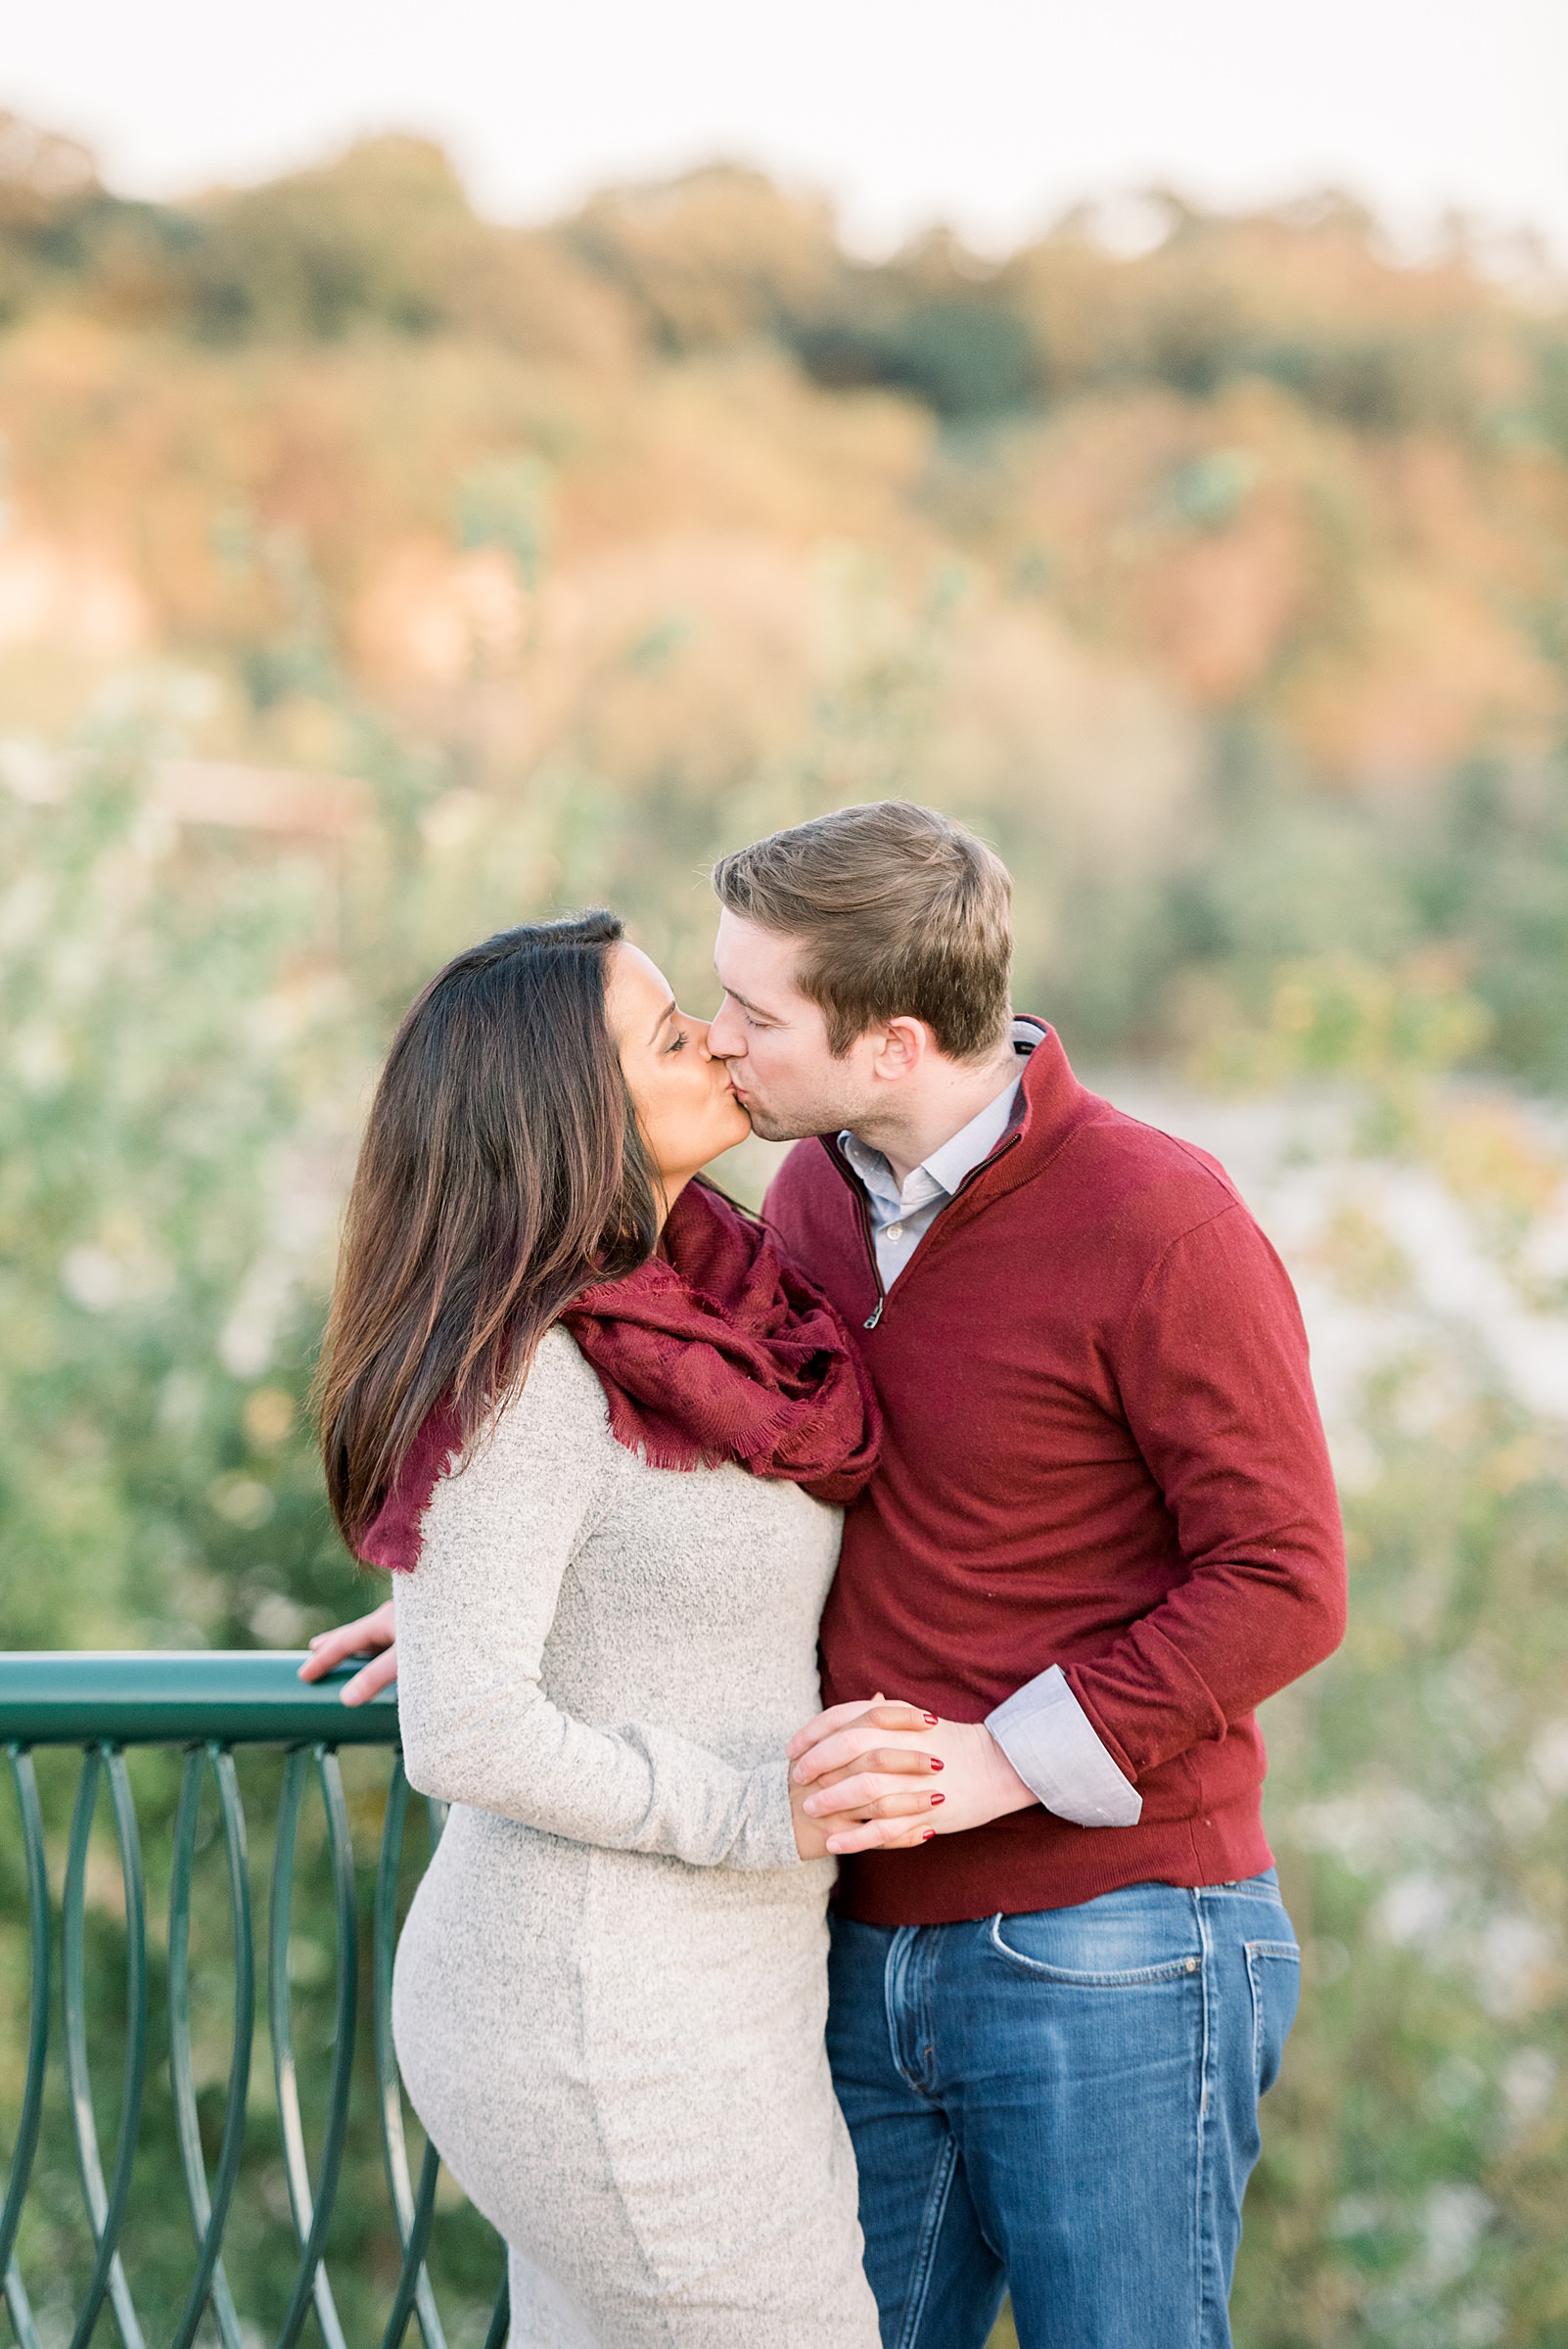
left=923, top=1828, right=937, bottom=1841
left=930, top=1791, right=945, bottom=1805
left=923, top=1713, right=939, bottom=1726
left=929, top=1758, right=944, bottom=1771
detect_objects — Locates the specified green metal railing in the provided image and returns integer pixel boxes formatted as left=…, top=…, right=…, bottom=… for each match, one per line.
left=0, top=1653, right=508, bottom=2349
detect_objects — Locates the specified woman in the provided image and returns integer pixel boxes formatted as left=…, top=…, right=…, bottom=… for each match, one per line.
left=315, top=911, right=931, bottom=2349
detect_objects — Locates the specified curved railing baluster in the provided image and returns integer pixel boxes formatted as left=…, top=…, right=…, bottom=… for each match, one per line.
left=482, top=2270, right=510, bottom=2349
left=2, top=1744, right=50, bottom=2349
left=168, top=1743, right=254, bottom=2349
left=269, top=1744, right=356, bottom=2349
left=3, top=2248, right=41, bottom=2349
left=64, top=1744, right=149, bottom=2349
left=0, top=1653, right=517, bottom=2349
left=375, top=1763, right=447, bottom=2349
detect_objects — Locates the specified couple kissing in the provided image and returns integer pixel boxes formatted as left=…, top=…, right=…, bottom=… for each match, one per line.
left=301, top=798, right=1346, bottom=2349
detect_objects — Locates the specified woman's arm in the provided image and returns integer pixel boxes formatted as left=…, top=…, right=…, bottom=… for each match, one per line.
left=393, top=1334, right=804, bottom=1871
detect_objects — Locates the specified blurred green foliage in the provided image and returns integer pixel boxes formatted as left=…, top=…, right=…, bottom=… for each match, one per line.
left=5, top=111, right=1567, bottom=1096
left=1150, top=750, right=1568, bottom=1094
left=0, top=743, right=342, bottom=1654
left=5, top=708, right=1568, bottom=2348
left=1173, top=942, right=1568, bottom=2345
left=1242, top=1378, right=1568, bottom=2348
left=0, top=745, right=507, bottom=2348
left=3, top=124, right=1555, bottom=446
left=3, top=105, right=1568, bottom=2349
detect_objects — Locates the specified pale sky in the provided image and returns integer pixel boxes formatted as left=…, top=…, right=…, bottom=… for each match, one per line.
left=3, top=0, right=1565, bottom=261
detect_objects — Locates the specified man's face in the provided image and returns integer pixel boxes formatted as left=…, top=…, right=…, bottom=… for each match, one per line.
left=708, top=911, right=880, bottom=1142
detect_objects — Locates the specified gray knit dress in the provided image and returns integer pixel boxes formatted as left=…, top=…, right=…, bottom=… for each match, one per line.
left=391, top=1327, right=880, bottom=2349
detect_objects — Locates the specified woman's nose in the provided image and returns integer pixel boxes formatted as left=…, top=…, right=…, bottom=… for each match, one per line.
left=689, top=1014, right=716, bottom=1058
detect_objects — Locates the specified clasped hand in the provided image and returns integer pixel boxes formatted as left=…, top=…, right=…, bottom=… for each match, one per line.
left=298, top=1612, right=1038, bottom=1864
left=788, top=1697, right=1038, bottom=1860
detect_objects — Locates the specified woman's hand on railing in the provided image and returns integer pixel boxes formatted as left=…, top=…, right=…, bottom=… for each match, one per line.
left=297, top=1600, right=399, bottom=1705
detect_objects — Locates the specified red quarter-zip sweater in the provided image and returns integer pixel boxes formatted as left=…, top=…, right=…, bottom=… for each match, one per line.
left=763, top=1024, right=1347, bottom=1925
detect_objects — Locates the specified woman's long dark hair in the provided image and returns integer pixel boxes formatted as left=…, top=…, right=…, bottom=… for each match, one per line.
left=315, top=910, right=661, bottom=1549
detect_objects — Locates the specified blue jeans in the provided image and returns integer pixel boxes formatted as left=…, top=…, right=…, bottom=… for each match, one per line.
left=826, top=1872, right=1299, bottom=2349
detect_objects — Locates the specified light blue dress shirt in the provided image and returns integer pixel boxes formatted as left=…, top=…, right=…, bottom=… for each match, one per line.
left=836, top=1036, right=1142, bottom=1831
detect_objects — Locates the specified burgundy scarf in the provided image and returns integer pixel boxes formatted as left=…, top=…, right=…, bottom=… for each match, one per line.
left=357, top=1182, right=880, bottom=1573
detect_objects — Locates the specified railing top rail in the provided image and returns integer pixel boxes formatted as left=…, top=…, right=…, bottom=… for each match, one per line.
left=0, top=1652, right=398, bottom=1747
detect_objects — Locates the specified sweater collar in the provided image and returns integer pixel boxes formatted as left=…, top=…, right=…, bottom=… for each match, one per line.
left=1004, top=1018, right=1082, bottom=1149
left=836, top=1055, right=1024, bottom=1214
left=817, top=1016, right=1093, bottom=1222
left=957, top=1018, right=1093, bottom=1205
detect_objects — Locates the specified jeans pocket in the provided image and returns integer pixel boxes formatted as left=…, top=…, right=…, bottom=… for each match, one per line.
left=988, top=1909, right=1203, bottom=1988
left=1245, top=1940, right=1301, bottom=2096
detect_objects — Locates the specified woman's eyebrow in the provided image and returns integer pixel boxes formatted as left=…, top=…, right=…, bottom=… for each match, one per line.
left=649, top=997, right=678, bottom=1044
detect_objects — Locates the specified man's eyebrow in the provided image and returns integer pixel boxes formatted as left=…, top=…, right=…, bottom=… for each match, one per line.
left=649, top=997, right=677, bottom=1045
left=719, top=985, right=777, bottom=1019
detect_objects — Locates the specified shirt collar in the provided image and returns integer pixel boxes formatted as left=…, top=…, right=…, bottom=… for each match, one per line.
left=917, top=1076, right=1022, bottom=1197
left=838, top=1052, right=1027, bottom=1208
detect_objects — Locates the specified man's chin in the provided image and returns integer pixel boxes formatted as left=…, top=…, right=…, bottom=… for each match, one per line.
left=741, top=1104, right=824, bottom=1144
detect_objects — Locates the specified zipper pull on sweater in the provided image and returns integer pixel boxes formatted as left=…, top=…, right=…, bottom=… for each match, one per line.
left=863, top=1297, right=884, bottom=1330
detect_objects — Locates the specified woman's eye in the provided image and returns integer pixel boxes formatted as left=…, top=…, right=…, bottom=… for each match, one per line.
left=668, top=1029, right=687, bottom=1053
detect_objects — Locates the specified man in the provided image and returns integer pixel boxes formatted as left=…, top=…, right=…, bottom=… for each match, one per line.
left=304, top=800, right=1345, bottom=2348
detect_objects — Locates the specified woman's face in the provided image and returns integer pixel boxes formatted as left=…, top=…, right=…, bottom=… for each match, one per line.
left=605, top=943, right=750, bottom=1204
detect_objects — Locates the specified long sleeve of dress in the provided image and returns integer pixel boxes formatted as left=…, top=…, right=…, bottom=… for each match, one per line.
left=392, top=1332, right=803, bottom=1872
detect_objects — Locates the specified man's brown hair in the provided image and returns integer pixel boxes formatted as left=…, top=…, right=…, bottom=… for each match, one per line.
left=712, top=800, right=1013, bottom=1060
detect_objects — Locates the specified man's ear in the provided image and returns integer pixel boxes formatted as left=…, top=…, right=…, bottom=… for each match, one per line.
left=872, top=1017, right=929, bottom=1082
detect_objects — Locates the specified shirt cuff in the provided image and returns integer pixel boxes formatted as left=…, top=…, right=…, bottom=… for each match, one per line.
left=987, top=1666, right=1143, bottom=1828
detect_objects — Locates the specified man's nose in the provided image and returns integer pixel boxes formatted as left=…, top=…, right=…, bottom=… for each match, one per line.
left=707, top=999, right=743, bottom=1058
